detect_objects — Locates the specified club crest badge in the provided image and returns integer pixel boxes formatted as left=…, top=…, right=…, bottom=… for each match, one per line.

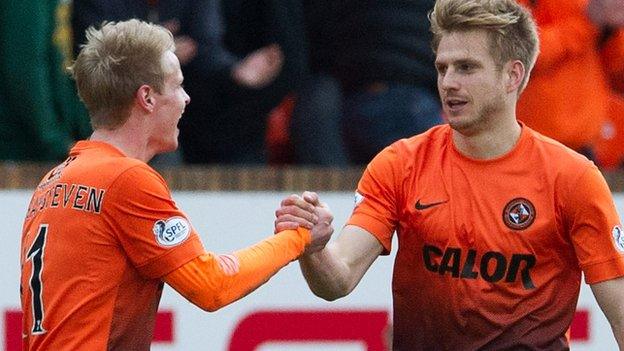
left=612, top=225, right=624, bottom=252
left=503, top=198, right=536, bottom=230
left=153, top=216, right=191, bottom=247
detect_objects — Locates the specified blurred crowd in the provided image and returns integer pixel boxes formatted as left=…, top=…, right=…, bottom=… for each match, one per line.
left=1, top=0, right=623, bottom=168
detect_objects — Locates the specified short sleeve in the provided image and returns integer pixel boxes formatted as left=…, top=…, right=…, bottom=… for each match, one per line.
left=347, top=145, right=401, bottom=255
left=105, top=165, right=205, bottom=279
left=566, top=165, right=624, bottom=284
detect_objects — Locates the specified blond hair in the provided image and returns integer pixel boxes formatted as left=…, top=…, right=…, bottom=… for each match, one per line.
left=430, top=0, right=539, bottom=91
left=70, top=19, right=175, bottom=129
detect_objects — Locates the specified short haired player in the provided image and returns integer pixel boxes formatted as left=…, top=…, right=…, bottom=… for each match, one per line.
left=275, top=0, right=624, bottom=349
left=20, top=19, right=330, bottom=350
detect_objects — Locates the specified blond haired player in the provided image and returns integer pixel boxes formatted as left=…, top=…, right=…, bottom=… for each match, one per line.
left=20, top=19, right=330, bottom=350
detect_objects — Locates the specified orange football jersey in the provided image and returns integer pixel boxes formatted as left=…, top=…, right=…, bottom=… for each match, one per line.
left=348, top=124, right=624, bottom=350
left=20, top=141, right=205, bottom=350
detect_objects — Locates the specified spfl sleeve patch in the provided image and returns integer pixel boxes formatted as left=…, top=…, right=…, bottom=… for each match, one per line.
left=153, top=217, right=191, bottom=247
left=612, top=225, right=624, bottom=252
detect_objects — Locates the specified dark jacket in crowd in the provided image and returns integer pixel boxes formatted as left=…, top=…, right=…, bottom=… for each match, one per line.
left=305, top=0, right=437, bottom=93
left=72, top=0, right=307, bottom=164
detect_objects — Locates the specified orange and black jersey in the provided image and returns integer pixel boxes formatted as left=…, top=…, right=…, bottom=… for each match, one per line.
left=20, top=141, right=205, bottom=350
left=20, top=140, right=311, bottom=350
left=348, top=123, right=624, bottom=350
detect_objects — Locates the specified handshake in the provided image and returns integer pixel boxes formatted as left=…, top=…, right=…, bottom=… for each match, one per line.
left=274, top=191, right=335, bottom=254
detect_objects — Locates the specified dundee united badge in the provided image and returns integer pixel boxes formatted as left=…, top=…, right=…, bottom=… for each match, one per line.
left=503, top=198, right=536, bottom=230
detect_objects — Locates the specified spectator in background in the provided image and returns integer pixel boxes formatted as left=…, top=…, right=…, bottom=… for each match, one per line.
left=290, top=0, right=442, bottom=165
left=288, top=2, right=350, bottom=166
left=590, top=0, right=624, bottom=169
left=0, top=0, right=90, bottom=161
left=516, top=0, right=610, bottom=159
left=291, top=0, right=442, bottom=165
left=72, top=0, right=290, bottom=164
left=338, top=0, right=442, bottom=164
left=194, top=0, right=306, bottom=164
left=587, top=0, right=624, bottom=28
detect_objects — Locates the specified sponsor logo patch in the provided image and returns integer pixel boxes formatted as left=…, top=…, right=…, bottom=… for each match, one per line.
left=354, top=191, right=365, bottom=207
left=612, top=225, right=624, bottom=252
left=502, top=198, right=536, bottom=230
left=153, top=217, right=191, bottom=247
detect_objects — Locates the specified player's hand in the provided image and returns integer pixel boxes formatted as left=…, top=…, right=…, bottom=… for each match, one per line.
left=275, top=193, right=318, bottom=232
left=275, top=192, right=334, bottom=253
left=305, top=192, right=334, bottom=254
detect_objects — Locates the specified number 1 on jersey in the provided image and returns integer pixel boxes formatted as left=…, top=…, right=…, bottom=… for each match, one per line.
left=26, top=224, right=48, bottom=334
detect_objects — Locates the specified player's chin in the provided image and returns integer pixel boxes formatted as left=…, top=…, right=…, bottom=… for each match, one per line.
left=446, top=115, right=464, bottom=128
left=171, top=135, right=180, bottom=150
left=163, top=134, right=180, bottom=153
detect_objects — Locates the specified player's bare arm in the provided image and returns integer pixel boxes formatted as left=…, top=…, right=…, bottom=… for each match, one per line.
left=275, top=191, right=383, bottom=300
left=299, top=225, right=383, bottom=301
left=591, top=276, right=624, bottom=350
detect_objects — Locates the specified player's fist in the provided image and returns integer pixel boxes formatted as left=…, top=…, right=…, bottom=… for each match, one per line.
left=274, top=193, right=318, bottom=233
left=306, top=200, right=334, bottom=254
left=274, top=192, right=334, bottom=253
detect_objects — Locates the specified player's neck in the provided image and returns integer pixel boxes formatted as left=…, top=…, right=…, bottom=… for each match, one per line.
left=89, top=119, right=154, bottom=163
left=452, top=116, right=521, bottom=160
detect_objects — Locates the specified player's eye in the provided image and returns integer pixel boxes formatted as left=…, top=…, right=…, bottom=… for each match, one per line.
left=459, top=64, right=473, bottom=71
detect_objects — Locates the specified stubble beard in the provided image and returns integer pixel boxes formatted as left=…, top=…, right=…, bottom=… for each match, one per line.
left=449, top=93, right=504, bottom=136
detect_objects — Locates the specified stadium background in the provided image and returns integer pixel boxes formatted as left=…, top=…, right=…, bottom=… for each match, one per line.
left=3, top=0, right=624, bottom=348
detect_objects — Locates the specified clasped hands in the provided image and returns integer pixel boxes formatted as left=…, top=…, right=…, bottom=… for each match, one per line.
left=274, top=191, right=334, bottom=254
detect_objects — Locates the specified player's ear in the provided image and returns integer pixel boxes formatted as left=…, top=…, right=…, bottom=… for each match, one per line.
left=505, top=60, right=525, bottom=94
left=136, top=85, right=156, bottom=112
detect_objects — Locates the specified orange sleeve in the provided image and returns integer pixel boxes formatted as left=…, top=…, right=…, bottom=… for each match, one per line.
left=565, top=165, right=624, bottom=284
left=347, top=145, right=401, bottom=255
left=163, top=228, right=310, bottom=311
left=105, top=165, right=206, bottom=279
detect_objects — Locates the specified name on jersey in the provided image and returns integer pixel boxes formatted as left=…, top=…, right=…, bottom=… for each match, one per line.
left=25, top=183, right=105, bottom=219
left=423, top=244, right=536, bottom=289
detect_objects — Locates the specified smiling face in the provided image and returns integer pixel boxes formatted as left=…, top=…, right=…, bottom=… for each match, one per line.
left=149, top=50, right=190, bottom=154
left=435, top=30, right=510, bottom=135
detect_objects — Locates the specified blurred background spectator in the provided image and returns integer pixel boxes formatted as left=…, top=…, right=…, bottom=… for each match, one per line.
left=591, top=0, right=624, bottom=169
left=72, top=0, right=304, bottom=165
left=516, top=0, right=611, bottom=160
left=337, top=0, right=442, bottom=165
left=289, top=0, right=442, bottom=165
left=2, top=0, right=623, bottom=169
left=0, top=0, right=90, bottom=161
left=204, top=0, right=306, bottom=164
left=287, top=1, right=350, bottom=166
left=587, top=0, right=624, bottom=28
